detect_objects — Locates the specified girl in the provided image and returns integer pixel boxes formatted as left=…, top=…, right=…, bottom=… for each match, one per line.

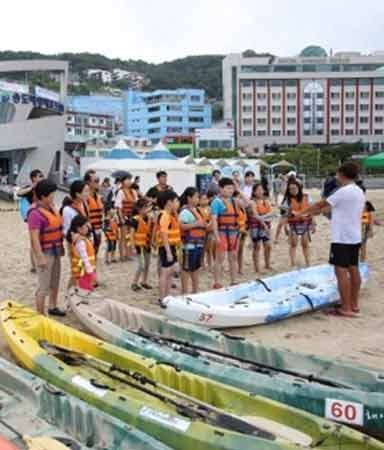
left=248, top=183, right=272, bottom=273
left=360, top=200, right=375, bottom=262
left=276, top=180, right=314, bottom=267
left=179, top=187, right=206, bottom=294
left=233, top=190, right=248, bottom=275
left=115, top=174, right=138, bottom=261
left=67, top=215, right=96, bottom=292
left=103, top=206, right=119, bottom=264
left=129, top=198, right=153, bottom=291
left=198, top=192, right=214, bottom=271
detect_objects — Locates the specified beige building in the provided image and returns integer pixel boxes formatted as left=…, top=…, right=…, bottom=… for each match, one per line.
left=223, top=47, right=384, bottom=154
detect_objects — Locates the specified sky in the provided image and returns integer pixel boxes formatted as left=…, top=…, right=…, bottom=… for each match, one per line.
left=2, top=0, right=384, bottom=63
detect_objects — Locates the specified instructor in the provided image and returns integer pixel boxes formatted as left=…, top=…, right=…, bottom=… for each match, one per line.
left=294, top=162, right=365, bottom=317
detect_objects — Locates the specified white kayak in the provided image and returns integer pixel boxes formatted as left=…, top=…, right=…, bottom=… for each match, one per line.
left=161, top=264, right=369, bottom=328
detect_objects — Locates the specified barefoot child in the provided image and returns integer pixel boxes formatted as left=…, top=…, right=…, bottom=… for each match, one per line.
left=198, top=192, right=214, bottom=271
left=67, top=215, right=96, bottom=292
left=233, top=191, right=247, bottom=275
left=129, top=198, right=153, bottom=291
left=211, top=177, right=240, bottom=288
left=248, top=183, right=272, bottom=273
left=157, top=191, right=181, bottom=301
left=360, top=200, right=375, bottom=262
left=103, top=207, right=119, bottom=264
left=179, top=187, right=206, bottom=294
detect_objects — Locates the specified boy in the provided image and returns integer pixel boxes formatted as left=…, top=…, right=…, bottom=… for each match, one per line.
left=103, top=207, right=119, bottom=264
left=157, top=191, right=181, bottom=302
left=211, top=177, right=240, bottom=288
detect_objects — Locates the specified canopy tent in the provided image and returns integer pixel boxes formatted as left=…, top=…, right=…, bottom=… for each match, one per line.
left=104, top=140, right=140, bottom=160
left=271, top=160, right=296, bottom=170
left=363, top=152, right=384, bottom=169
left=144, top=142, right=177, bottom=160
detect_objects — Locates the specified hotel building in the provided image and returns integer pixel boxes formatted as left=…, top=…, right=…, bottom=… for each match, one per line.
left=223, top=46, right=384, bottom=153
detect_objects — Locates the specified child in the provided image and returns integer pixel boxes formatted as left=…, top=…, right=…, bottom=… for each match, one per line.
left=179, top=187, right=206, bottom=294
left=198, top=192, right=214, bottom=271
left=157, top=191, right=181, bottom=302
left=360, top=200, right=375, bottom=262
left=248, top=183, right=272, bottom=273
left=211, top=177, right=240, bottom=288
left=233, top=191, right=247, bottom=275
left=67, top=215, right=96, bottom=292
left=129, top=198, right=153, bottom=291
left=103, top=207, right=119, bottom=264
left=276, top=180, right=314, bottom=267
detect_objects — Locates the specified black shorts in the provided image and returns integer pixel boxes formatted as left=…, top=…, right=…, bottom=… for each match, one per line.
left=106, top=240, right=117, bottom=253
left=159, top=246, right=178, bottom=268
left=182, top=247, right=203, bottom=273
left=329, top=243, right=360, bottom=268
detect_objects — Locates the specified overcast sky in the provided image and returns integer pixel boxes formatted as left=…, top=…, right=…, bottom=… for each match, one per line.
left=2, top=0, right=383, bottom=63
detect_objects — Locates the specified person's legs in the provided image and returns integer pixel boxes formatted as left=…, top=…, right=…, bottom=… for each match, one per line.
left=301, top=233, right=311, bottom=267
left=334, top=266, right=353, bottom=314
left=119, top=225, right=127, bottom=261
left=35, top=255, right=52, bottom=314
left=213, top=250, right=225, bottom=287
left=252, top=241, right=261, bottom=273
left=48, top=256, right=61, bottom=309
left=191, top=271, right=199, bottom=293
left=360, top=242, right=367, bottom=262
left=264, top=240, right=272, bottom=270
left=142, top=251, right=151, bottom=285
left=237, top=235, right=245, bottom=275
left=30, top=248, right=36, bottom=272
left=289, top=232, right=298, bottom=267
left=349, top=266, right=361, bottom=312
left=228, top=250, right=238, bottom=285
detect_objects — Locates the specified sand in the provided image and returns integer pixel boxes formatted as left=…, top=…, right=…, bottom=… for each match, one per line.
left=0, top=189, right=383, bottom=369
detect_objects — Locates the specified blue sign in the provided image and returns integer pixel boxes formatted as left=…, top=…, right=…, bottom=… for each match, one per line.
left=0, top=92, right=64, bottom=114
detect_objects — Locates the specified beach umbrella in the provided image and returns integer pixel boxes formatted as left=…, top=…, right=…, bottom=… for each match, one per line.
left=363, top=152, right=384, bottom=169
left=111, top=170, right=132, bottom=179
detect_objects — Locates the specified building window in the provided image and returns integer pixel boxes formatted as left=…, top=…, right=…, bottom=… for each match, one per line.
left=331, top=92, right=340, bottom=100
left=304, top=130, right=311, bottom=136
left=360, top=116, right=369, bottom=124
left=286, top=93, right=296, bottom=100
left=67, top=127, right=73, bottom=133
left=257, top=118, right=267, bottom=125
left=166, top=127, right=182, bottom=133
left=304, top=117, right=311, bottom=124
left=257, top=105, right=267, bottom=112
left=243, top=106, right=252, bottom=113
left=285, top=80, right=297, bottom=87
left=304, top=105, right=311, bottom=112
left=67, top=115, right=73, bottom=121
left=317, top=105, right=324, bottom=111
left=272, top=105, right=281, bottom=113
left=376, top=91, right=384, bottom=98
left=190, top=95, right=201, bottom=102
left=149, top=117, right=161, bottom=123
left=375, top=129, right=383, bottom=135
left=331, top=104, right=340, bottom=111
left=346, top=104, right=355, bottom=111
left=270, top=80, right=282, bottom=87
left=317, top=93, right=324, bottom=99
left=257, top=130, right=266, bottom=136
left=360, top=92, right=370, bottom=99
left=331, top=79, right=342, bottom=87
left=272, top=118, right=281, bottom=125
left=360, top=129, right=369, bottom=135
left=359, top=104, right=369, bottom=111
left=189, top=106, right=203, bottom=112
left=287, top=105, right=296, bottom=113
left=257, top=93, right=267, bottom=100
left=375, top=116, right=384, bottom=123
left=345, top=92, right=355, bottom=99
left=331, top=129, right=340, bottom=135
left=272, top=130, right=281, bottom=136
left=304, top=93, right=311, bottom=99
left=375, top=104, right=384, bottom=111
left=243, top=130, right=252, bottom=136
left=255, top=80, right=267, bottom=87
left=287, top=130, right=296, bottom=136
left=374, top=78, right=384, bottom=85
left=345, top=117, right=354, bottom=124
left=242, top=93, right=252, bottom=101
left=148, top=106, right=160, bottom=113
left=242, top=118, right=252, bottom=125
left=167, top=116, right=183, bottom=122
left=75, top=128, right=82, bottom=135
left=190, top=117, right=204, bottom=123
left=272, top=93, right=281, bottom=100
left=241, top=80, right=252, bottom=87
left=345, top=129, right=354, bottom=135
left=287, top=117, right=296, bottom=125
left=331, top=117, right=340, bottom=124
left=317, top=117, right=324, bottom=124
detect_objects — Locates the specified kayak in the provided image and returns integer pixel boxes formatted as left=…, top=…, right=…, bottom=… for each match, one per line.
left=69, top=290, right=384, bottom=440
left=0, top=356, right=171, bottom=450
left=161, top=263, right=370, bottom=328
left=2, top=302, right=384, bottom=450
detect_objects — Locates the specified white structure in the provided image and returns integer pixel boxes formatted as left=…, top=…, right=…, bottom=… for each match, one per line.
left=87, top=69, right=112, bottom=84
left=223, top=47, right=384, bottom=153
left=86, top=141, right=195, bottom=194
left=195, top=125, right=235, bottom=151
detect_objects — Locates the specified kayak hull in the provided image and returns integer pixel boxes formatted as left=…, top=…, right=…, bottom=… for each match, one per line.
left=162, top=264, right=370, bottom=328
left=69, top=291, right=384, bottom=440
left=2, top=301, right=383, bottom=450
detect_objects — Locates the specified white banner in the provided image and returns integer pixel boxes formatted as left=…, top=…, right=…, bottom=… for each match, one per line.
left=0, top=80, right=29, bottom=94
left=35, top=85, right=60, bottom=102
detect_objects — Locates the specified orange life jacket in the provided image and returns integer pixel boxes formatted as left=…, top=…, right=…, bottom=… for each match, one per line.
left=34, top=205, right=63, bottom=253
left=288, top=194, right=311, bottom=224
left=104, top=219, right=119, bottom=241
left=157, top=211, right=181, bottom=247
left=133, top=215, right=152, bottom=248
left=72, top=199, right=89, bottom=218
left=121, top=188, right=137, bottom=218
left=181, top=207, right=206, bottom=245
left=362, top=211, right=373, bottom=225
left=237, top=205, right=247, bottom=233
left=217, top=198, right=239, bottom=233
left=70, top=237, right=96, bottom=281
left=87, top=193, right=103, bottom=230
left=248, top=199, right=272, bottom=229
left=198, top=206, right=213, bottom=232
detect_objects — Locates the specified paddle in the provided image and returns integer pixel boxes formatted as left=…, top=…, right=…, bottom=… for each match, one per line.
left=136, top=329, right=354, bottom=390
left=40, top=341, right=275, bottom=440
left=0, top=418, right=69, bottom=450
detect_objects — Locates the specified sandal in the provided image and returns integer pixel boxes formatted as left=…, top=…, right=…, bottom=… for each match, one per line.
left=141, top=283, right=153, bottom=290
left=131, top=283, right=142, bottom=292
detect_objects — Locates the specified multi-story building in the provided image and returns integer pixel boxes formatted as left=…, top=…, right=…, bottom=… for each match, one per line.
left=123, top=89, right=212, bottom=142
left=86, top=69, right=112, bottom=84
left=66, top=111, right=117, bottom=140
left=223, top=46, right=384, bottom=153
left=195, top=123, right=235, bottom=151
left=68, top=94, right=123, bottom=120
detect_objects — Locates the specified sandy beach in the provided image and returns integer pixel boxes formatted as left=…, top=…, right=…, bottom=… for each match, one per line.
left=0, top=189, right=383, bottom=370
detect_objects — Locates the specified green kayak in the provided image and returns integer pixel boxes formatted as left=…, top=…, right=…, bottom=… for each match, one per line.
left=69, top=291, right=384, bottom=440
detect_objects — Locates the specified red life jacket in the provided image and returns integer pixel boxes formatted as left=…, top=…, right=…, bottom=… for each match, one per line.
left=217, top=198, right=239, bottom=233
left=87, top=193, right=103, bottom=230
left=247, top=199, right=272, bottom=229
left=288, top=194, right=311, bottom=224
left=121, top=188, right=137, bottom=218
left=181, top=206, right=206, bottom=245
left=33, top=205, right=63, bottom=253
left=72, top=199, right=89, bottom=219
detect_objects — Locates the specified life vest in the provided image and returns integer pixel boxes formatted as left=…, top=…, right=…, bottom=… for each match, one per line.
left=361, top=211, right=373, bottom=225
left=248, top=199, right=271, bottom=229
left=33, top=205, right=63, bottom=253
left=157, top=211, right=181, bottom=247
left=87, top=193, right=103, bottom=230
left=198, top=206, right=213, bottom=232
left=121, top=188, right=137, bottom=218
left=133, top=215, right=152, bottom=248
left=237, top=205, right=247, bottom=233
left=104, top=219, right=119, bottom=241
left=181, top=207, right=206, bottom=245
left=288, top=194, right=311, bottom=224
left=217, top=198, right=239, bottom=233
left=70, top=237, right=96, bottom=281
left=72, top=199, right=89, bottom=218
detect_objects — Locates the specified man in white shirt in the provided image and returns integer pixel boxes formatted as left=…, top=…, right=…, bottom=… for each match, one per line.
left=241, top=170, right=255, bottom=199
left=294, top=162, right=365, bottom=317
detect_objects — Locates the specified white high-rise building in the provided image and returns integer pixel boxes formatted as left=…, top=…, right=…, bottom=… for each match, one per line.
left=223, top=46, right=384, bottom=154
